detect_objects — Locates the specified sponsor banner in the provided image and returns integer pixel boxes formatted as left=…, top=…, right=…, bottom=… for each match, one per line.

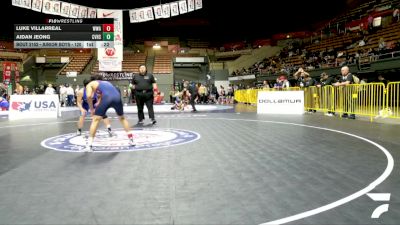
left=99, top=60, right=122, bottom=72
left=3, top=62, right=11, bottom=85
left=9, top=94, right=60, bottom=120
left=96, top=72, right=134, bottom=81
left=257, top=91, right=304, bottom=114
left=97, top=9, right=123, bottom=61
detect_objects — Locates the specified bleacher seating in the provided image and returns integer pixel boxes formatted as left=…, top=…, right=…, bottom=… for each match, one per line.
left=153, top=55, right=172, bottom=74
left=348, top=22, right=400, bottom=55
left=305, top=33, right=358, bottom=53
left=60, top=54, right=92, bottom=75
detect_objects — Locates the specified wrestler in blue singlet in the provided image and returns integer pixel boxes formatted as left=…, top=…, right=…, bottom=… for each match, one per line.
left=82, top=88, right=97, bottom=113
left=94, top=81, right=124, bottom=117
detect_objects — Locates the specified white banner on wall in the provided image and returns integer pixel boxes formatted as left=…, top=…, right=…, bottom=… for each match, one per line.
left=162, top=3, right=171, bottom=18
left=9, top=94, right=60, bottom=120
left=60, top=2, right=71, bottom=17
left=97, top=9, right=123, bottom=60
left=99, top=60, right=122, bottom=72
left=78, top=6, right=88, bottom=18
left=66, top=71, right=77, bottom=77
left=36, top=57, right=46, bottom=63
left=51, top=1, right=61, bottom=15
left=175, top=57, right=205, bottom=63
left=13, top=0, right=202, bottom=22
left=12, top=0, right=31, bottom=9
left=153, top=5, right=163, bottom=19
left=69, top=3, right=79, bottom=18
left=87, top=7, right=97, bottom=18
left=144, top=7, right=154, bottom=21
left=257, top=91, right=304, bottom=114
left=195, top=0, right=202, bottom=10
left=137, top=8, right=146, bottom=22
left=31, top=0, right=43, bottom=12
left=61, top=57, right=70, bottom=63
left=41, top=0, right=60, bottom=15
left=97, top=9, right=123, bottom=71
left=41, top=0, right=52, bottom=14
left=187, top=0, right=195, bottom=12
left=129, top=9, right=139, bottom=23
left=178, top=0, right=188, bottom=14
left=170, top=2, right=179, bottom=16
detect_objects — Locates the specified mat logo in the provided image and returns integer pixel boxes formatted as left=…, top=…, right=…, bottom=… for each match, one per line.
left=41, top=128, right=200, bottom=153
left=11, top=100, right=32, bottom=111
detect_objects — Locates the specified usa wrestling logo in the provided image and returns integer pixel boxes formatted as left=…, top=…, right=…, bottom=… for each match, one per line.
left=40, top=128, right=200, bottom=153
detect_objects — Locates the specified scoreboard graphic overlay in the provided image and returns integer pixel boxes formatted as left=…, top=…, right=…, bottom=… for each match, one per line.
left=14, top=19, right=115, bottom=49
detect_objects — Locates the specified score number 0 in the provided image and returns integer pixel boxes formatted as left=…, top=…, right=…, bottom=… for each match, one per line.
left=102, top=24, right=114, bottom=44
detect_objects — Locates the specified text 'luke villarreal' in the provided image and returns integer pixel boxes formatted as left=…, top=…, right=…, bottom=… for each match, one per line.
left=15, top=26, right=62, bottom=31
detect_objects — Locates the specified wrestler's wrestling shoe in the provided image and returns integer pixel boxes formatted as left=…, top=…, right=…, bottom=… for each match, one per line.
left=107, top=129, right=113, bottom=137
left=129, top=138, right=136, bottom=147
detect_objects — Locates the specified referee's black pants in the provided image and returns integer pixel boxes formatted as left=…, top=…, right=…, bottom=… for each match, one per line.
left=135, top=91, right=155, bottom=121
left=190, top=94, right=197, bottom=111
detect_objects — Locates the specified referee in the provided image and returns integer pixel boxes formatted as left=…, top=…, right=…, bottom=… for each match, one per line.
left=132, top=65, right=158, bottom=125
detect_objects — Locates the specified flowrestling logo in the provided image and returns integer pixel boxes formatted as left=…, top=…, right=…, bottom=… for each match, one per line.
left=41, top=128, right=200, bottom=152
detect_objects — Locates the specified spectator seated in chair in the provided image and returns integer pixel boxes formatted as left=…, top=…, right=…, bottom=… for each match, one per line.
left=153, top=91, right=164, bottom=104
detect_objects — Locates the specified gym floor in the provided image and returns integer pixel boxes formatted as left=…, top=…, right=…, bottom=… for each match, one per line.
left=0, top=104, right=399, bottom=225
